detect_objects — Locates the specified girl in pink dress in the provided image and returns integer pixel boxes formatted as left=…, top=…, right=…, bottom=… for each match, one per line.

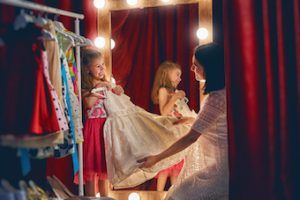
left=78, top=47, right=123, bottom=197
left=151, top=61, right=195, bottom=191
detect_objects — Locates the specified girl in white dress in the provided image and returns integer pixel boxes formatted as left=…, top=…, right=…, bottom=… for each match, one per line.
left=139, top=43, right=229, bottom=200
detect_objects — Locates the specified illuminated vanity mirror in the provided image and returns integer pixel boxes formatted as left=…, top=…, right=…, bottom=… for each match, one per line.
left=95, top=0, right=212, bottom=194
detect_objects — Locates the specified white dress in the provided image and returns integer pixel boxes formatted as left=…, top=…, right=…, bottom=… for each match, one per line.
left=103, top=91, right=192, bottom=189
left=166, top=89, right=229, bottom=200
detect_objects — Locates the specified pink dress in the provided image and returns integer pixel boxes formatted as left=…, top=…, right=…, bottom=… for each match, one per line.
left=76, top=97, right=108, bottom=183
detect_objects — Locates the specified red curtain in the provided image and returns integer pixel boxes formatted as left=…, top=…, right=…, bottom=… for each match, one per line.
left=224, top=0, right=300, bottom=199
left=111, top=4, right=199, bottom=112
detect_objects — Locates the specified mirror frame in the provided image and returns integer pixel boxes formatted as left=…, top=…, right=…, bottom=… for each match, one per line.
left=97, top=0, right=213, bottom=76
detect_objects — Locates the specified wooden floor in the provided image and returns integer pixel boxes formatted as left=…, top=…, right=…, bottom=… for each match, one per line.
left=107, top=190, right=167, bottom=200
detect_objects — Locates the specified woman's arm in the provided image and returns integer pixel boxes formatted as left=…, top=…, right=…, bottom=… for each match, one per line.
left=138, top=128, right=200, bottom=168
left=138, top=91, right=226, bottom=168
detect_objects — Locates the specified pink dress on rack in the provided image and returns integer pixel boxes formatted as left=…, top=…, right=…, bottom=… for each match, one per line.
left=82, top=97, right=108, bottom=182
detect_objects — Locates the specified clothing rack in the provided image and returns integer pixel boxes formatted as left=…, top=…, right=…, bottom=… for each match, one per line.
left=0, top=0, right=85, bottom=196
left=0, top=0, right=84, bottom=19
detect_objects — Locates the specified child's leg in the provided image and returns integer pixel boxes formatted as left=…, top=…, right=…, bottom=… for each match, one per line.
left=170, top=175, right=178, bottom=186
left=157, top=175, right=168, bottom=191
left=85, top=178, right=97, bottom=196
left=98, top=179, right=109, bottom=197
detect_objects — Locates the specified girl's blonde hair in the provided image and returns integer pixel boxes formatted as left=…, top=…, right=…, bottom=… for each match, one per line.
left=81, top=47, right=107, bottom=91
left=151, top=61, right=181, bottom=104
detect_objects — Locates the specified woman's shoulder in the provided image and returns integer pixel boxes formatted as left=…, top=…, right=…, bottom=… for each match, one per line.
left=209, top=88, right=226, bottom=98
left=206, top=88, right=226, bottom=110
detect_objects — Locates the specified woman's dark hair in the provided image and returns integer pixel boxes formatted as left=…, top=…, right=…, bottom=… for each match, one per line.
left=194, top=43, right=225, bottom=94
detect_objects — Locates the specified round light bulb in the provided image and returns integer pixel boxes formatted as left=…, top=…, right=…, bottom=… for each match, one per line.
left=196, top=27, right=209, bottom=40
left=94, top=36, right=105, bottom=49
left=93, top=0, right=105, bottom=9
left=128, top=192, right=140, bottom=200
left=127, top=0, right=138, bottom=6
left=111, top=39, right=115, bottom=49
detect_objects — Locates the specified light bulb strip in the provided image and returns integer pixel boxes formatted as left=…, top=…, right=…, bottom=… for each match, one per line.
left=107, top=0, right=200, bottom=11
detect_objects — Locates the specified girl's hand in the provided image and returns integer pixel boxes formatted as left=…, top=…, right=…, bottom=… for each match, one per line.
left=173, top=110, right=183, bottom=119
left=173, top=117, right=195, bottom=125
left=137, top=155, right=159, bottom=168
left=112, top=85, right=124, bottom=96
left=94, top=82, right=112, bottom=90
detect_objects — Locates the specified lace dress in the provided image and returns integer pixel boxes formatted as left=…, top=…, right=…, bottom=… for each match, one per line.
left=103, top=91, right=190, bottom=189
left=166, top=89, right=229, bottom=200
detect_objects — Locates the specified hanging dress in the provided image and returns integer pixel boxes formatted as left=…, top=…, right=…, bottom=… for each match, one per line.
left=0, top=24, right=61, bottom=148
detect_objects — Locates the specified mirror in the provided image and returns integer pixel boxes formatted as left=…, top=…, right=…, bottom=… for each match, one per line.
left=96, top=0, right=212, bottom=194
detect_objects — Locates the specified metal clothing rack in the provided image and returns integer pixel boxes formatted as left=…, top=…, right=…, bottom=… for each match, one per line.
left=0, top=0, right=85, bottom=196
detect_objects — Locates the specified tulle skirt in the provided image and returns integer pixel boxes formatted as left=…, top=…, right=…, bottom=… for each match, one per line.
left=74, top=118, right=107, bottom=183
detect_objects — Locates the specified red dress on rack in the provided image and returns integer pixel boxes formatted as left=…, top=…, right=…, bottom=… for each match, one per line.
left=0, top=24, right=60, bottom=136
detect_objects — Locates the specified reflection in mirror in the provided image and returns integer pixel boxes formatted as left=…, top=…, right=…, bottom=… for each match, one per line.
left=96, top=1, right=213, bottom=197
left=111, top=3, right=199, bottom=191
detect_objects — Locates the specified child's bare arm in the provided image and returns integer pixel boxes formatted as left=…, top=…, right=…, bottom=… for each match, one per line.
left=82, top=87, right=106, bottom=109
left=158, top=88, right=185, bottom=116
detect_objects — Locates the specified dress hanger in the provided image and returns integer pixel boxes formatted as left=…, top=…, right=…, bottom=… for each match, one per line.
left=53, top=20, right=75, bottom=47
left=53, top=20, right=88, bottom=46
left=14, top=9, right=34, bottom=30
left=41, top=29, right=56, bottom=41
left=67, top=31, right=85, bottom=45
left=34, top=13, right=48, bottom=27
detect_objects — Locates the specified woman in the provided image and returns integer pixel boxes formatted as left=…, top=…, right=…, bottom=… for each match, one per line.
left=139, top=43, right=228, bottom=200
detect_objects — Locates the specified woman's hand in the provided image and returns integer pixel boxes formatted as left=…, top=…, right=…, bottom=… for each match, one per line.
left=112, top=85, right=124, bottom=96
left=137, top=155, right=159, bottom=168
left=173, top=117, right=195, bottom=125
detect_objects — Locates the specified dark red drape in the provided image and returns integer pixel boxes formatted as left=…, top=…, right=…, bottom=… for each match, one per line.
left=224, top=0, right=300, bottom=199
left=111, top=4, right=199, bottom=112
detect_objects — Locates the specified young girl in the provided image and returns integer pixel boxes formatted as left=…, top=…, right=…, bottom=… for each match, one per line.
left=79, top=47, right=123, bottom=197
left=151, top=61, right=194, bottom=191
